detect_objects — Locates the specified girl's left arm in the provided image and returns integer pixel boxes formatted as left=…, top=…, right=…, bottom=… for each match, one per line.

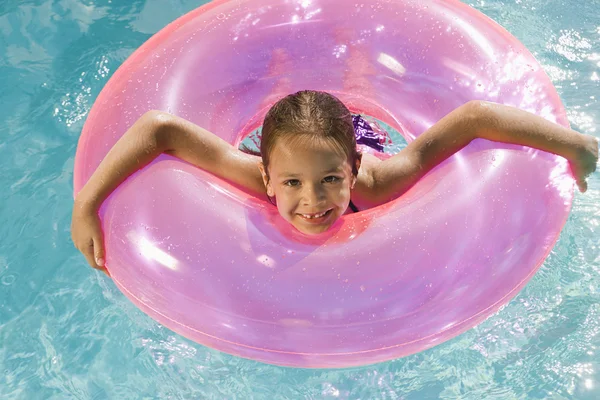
left=365, top=101, right=598, bottom=204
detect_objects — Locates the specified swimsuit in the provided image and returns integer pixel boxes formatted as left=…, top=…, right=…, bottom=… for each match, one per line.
left=352, top=114, right=389, bottom=152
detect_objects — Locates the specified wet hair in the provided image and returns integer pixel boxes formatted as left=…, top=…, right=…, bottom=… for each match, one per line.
left=243, top=90, right=360, bottom=177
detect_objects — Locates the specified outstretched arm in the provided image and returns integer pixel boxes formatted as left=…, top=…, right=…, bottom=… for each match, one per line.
left=72, top=111, right=264, bottom=272
left=366, top=101, right=598, bottom=204
left=75, top=111, right=264, bottom=208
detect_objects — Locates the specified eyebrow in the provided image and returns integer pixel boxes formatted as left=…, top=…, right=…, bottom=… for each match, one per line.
left=279, top=172, right=300, bottom=178
left=278, top=167, right=343, bottom=178
left=324, top=166, right=344, bottom=174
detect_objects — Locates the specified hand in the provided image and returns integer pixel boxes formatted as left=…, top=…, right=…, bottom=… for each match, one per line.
left=569, top=134, right=599, bottom=193
left=71, top=200, right=109, bottom=276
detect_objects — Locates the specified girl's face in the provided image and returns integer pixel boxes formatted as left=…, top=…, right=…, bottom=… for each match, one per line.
left=259, top=138, right=357, bottom=235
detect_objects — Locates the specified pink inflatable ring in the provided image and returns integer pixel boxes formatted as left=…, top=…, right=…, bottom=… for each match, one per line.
left=74, top=0, right=573, bottom=367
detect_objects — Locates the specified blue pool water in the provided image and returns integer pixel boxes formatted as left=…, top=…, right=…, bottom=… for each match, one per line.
left=1, top=0, right=599, bottom=398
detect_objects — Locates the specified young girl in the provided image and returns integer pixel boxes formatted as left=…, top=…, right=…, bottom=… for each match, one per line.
left=72, top=90, right=598, bottom=275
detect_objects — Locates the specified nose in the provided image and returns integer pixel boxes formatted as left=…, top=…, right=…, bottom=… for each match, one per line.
left=301, top=183, right=326, bottom=206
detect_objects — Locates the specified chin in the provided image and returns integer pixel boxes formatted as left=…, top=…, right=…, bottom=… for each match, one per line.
left=291, top=215, right=340, bottom=235
left=294, top=224, right=333, bottom=235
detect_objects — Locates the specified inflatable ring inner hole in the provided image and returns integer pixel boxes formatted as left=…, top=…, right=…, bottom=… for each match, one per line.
left=234, top=92, right=413, bottom=153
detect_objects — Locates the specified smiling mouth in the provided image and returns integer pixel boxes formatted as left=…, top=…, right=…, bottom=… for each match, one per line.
left=297, top=208, right=333, bottom=224
left=297, top=209, right=333, bottom=222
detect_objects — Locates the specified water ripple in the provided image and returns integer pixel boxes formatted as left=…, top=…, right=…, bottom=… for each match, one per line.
left=0, top=0, right=599, bottom=399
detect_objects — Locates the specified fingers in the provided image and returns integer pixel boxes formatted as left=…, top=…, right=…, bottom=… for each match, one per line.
left=568, top=159, right=591, bottom=193
left=82, top=244, right=101, bottom=270
left=92, top=236, right=110, bottom=277
left=81, top=239, right=110, bottom=276
left=92, top=236, right=105, bottom=268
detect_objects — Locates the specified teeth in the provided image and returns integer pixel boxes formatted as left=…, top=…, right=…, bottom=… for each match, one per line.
left=302, top=210, right=328, bottom=219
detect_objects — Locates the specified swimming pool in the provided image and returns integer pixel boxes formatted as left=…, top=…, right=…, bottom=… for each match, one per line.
left=1, top=0, right=598, bottom=398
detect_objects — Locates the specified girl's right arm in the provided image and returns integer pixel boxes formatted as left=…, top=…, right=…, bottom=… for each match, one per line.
left=71, top=111, right=264, bottom=273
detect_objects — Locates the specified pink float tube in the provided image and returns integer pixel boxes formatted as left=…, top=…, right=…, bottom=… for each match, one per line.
left=74, top=0, right=574, bottom=367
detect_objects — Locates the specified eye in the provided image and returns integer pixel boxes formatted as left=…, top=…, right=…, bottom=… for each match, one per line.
left=323, top=176, right=341, bottom=184
left=284, top=179, right=301, bottom=187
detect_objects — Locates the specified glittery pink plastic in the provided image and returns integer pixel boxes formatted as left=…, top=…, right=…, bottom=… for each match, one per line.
left=74, top=0, right=573, bottom=367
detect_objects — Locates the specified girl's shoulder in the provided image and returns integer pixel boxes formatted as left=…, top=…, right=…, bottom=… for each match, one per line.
left=351, top=152, right=383, bottom=211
